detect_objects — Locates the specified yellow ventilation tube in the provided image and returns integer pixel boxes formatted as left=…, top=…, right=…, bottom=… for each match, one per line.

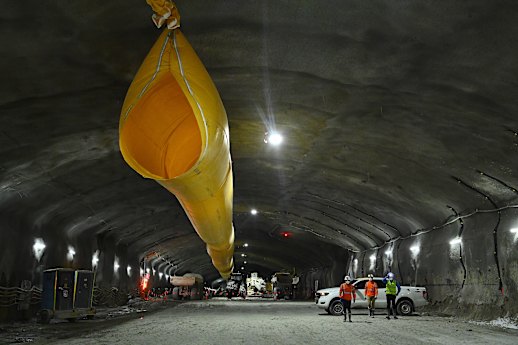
left=119, top=0, right=234, bottom=279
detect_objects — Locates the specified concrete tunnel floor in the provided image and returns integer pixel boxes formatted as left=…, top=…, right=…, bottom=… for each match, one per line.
left=4, top=299, right=518, bottom=345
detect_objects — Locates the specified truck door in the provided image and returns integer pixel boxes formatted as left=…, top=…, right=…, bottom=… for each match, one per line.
left=352, top=280, right=367, bottom=308
left=374, top=279, right=386, bottom=307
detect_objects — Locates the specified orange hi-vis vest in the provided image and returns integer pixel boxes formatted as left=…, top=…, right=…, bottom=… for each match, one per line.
left=365, top=281, right=378, bottom=297
left=339, top=283, right=356, bottom=301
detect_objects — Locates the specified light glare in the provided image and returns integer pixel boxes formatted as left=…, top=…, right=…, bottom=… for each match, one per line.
left=67, top=246, right=76, bottom=261
left=266, top=132, right=283, bottom=146
left=114, top=257, right=120, bottom=272
left=251, top=209, right=258, bottom=215
left=449, top=237, right=462, bottom=246
left=92, top=250, right=99, bottom=268
left=32, top=238, right=46, bottom=261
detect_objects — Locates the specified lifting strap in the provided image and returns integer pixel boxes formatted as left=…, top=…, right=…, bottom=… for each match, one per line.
left=146, top=0, right=181, bottom=29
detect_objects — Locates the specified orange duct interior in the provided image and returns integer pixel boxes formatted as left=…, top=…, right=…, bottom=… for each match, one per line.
left=120, top=73, right=201, bottom=179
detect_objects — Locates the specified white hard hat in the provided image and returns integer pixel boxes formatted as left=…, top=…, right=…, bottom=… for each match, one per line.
left=388, top=272, right=395, bottom=279
left=344, top=275, right=351, bottom=281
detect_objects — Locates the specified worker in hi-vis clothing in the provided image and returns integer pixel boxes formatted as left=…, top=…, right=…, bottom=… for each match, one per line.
left=383, top=272, right=401, bottom=319
left=365, top=274, right=378, bottom=317
left=339, top=275, right=356, bottom=322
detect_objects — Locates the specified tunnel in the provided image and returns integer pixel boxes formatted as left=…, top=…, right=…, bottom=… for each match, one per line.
left=0, top=0, right=517, bottom=344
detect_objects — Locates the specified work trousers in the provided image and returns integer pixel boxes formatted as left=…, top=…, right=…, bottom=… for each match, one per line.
left=386, top=294, right=397, bottom=315
left=340, top=299, right=352, bottom=314
left=367, top=296, right=376, bottom=310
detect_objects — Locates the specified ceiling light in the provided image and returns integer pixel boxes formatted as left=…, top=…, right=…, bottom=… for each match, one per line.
left=251, top=209, right=258, bottom=215
left=244, top=243, right=249, bottom=247
left=241, top=253, right=246, bottom=257
left=265, top=132, right=283, bottom=146
left=244, top=261, right=247, bottom=264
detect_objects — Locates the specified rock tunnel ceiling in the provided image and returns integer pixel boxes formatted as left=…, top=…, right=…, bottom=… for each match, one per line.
left=1, top=0, right=518, bottom=310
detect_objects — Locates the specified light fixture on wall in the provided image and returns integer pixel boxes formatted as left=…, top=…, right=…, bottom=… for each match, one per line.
left=127, top=265, right=132, bottom=276
left=511, top=228, right=518, bottom=242
left=114, top=257, right=120, bottom=272
left=92, top=250, right=99, bottom=269
left=32, top=238, right=46, bottom=262
left=449, top=237, right=462, bottom=246
left=410, top=245, right=420, bottom=258
left=67, top=246, right=76, bottom=261
left=250, top=209, right=258, bottom=215
left=369, top=254, right=376, bottom=270
left=159, top=272, right=163, bottom=280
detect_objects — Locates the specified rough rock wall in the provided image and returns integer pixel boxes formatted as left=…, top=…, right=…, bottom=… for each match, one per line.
left=347, top=208, right=518, bottom=319
left=0, top=209, right=140, bottom=292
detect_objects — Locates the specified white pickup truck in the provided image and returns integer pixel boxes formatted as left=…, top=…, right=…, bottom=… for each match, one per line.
left=315, top=276, right=428, bottom=316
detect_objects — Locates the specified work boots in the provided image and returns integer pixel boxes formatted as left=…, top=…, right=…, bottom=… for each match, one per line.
left=369, top=309, right=374, bottom=318
left=348, top=312, right=352, bottom=322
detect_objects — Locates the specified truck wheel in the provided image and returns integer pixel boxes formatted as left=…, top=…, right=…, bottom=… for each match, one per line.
left=172, top=287, right=180, bottom=300
left=329, top=299, right=343, bottom=316
left=396, top=299, right=414, bottom=316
